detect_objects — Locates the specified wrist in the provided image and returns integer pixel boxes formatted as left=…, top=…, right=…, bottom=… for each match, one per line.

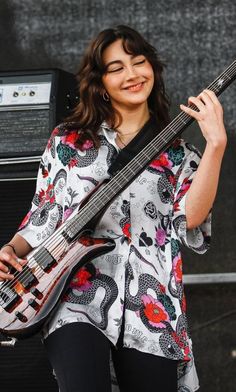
left=205, top=138, right=227, bottom=157
left=1, top=243, right=16, bottom=254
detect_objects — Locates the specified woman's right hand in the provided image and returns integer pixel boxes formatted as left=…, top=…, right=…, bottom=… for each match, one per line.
left=0, top=246, right=27, bottom=282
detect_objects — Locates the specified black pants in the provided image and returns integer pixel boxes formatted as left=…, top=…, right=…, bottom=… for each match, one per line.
left=44, top=322, right=178, bottom=392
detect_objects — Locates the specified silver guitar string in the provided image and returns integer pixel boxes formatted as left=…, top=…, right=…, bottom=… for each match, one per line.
left=1, top=62, right=235, bottom=300
left=1, top=65, right=234, bottom=301
left=1, top=61, right=235, bottom=305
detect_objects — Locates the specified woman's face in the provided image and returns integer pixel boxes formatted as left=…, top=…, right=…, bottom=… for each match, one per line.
left=102, top=39, right=154, bottom=112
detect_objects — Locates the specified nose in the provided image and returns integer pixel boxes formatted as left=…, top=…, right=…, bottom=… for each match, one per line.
left=125, top=64, right=138, bottom=79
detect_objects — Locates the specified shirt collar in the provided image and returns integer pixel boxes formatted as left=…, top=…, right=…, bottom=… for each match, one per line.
left=100, top=121, right=117, bottom=144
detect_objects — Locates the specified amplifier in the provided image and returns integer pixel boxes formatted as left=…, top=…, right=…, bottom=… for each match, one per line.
left=0, top=69, right=78, bottom=179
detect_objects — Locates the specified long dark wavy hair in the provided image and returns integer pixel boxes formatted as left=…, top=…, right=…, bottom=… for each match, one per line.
left=66, top=25, right=170, bottom=148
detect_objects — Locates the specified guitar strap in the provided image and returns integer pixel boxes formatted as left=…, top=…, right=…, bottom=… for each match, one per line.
left=108, top=115, right=161, bottom=177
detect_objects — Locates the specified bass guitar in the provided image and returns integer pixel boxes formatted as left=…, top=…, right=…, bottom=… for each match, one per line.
left=0, top=59, right=235, bottom=346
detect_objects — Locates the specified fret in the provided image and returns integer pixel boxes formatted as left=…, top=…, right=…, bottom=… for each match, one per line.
left=178, top=115, right=187, bottom=125
left=37, top=59, right=236, bottom=248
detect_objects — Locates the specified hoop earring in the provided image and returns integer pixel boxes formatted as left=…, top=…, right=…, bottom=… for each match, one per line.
left=102, top=91, right=110, bottom=102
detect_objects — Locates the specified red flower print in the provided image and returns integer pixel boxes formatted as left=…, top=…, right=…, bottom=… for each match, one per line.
left=150, top=152, right=173, bottom=172
left=168, top=174, right=176, bottom=185
left=174, top=178, right=192, bottom=211
left=39, top=189, right=45, bottom=202
left=141, top=294, right=170, bottom=328
left=68, top=157, right=78, bottom=169
left=184, top=346, right=191, bottom=361
left=171, top=330, right=191, bottom=361
left=122, top=223, right=131, bottom=239
left=42, top=169, right=49, bottom=178
left=38, top=181, right=55, bottom=205
left=45, top=183, right=55, bottom=203
left=70, top=267, right=92, bottom=291
left=159, top=283, right=166, bottom=293
left=173, top=255, right=182, bottom=283
left=52, top=127, right=60, bottom=137
left=62, top=131, right=79, bottom=148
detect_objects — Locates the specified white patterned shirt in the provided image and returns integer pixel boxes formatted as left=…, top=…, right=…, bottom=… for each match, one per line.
left=18, top=122, right=211, bottom=390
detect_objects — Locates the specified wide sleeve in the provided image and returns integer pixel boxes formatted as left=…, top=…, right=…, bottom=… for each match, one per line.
left=17, top=129, right=66, bottom=248
left=172, top=145, right=211, bottom=254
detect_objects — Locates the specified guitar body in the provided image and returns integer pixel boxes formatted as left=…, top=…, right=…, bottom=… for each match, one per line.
left=0, top=232, right=115, bottom=339
left=0, top=58, right=235, bottom=342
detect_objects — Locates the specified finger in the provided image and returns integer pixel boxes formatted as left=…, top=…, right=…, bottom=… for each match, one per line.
left=180, top=104, right=202, bottom=120
left=17, top=258, right=28, bottom=267
left=197, top=90, right=215, bottom=107
left=0, top=260, right=10, bottom=274
left=0, top=271, right=14, bottom=281
left=0, top=261, right=15, bottom=280
left=0, top=252, right=23, bottom=272
left=187, top=96, right=206, bottom=111
left=202, top=89, right=223, bottom=109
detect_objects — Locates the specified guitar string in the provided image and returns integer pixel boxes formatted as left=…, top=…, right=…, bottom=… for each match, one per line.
left=0, top=67, right=233, bottom=301
left=0, top=69, right=232, bottom=302
left=1, top=62, right=236, bottom=304
left=13, top=59, right=236, bottom=258
left=0, top=242, right=93, bottom=307
left=1, top=69, right=234, bottom=304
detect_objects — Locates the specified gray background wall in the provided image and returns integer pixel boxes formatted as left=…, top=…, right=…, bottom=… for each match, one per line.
left=0, top=1, right=236, bottom=391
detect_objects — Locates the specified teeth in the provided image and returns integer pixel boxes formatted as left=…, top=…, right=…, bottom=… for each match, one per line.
left=128, top=83, right=143, bottom=91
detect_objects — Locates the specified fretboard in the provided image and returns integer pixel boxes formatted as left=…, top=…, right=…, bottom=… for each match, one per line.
left=44, top=59, right=236, bottom=242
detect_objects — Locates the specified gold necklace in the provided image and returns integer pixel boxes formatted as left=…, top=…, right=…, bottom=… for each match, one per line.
left=116, top=126, right=141, bottom=148
left=116, top=128, right=141, bottom=136
left=116, top=133, right=127, bottom=147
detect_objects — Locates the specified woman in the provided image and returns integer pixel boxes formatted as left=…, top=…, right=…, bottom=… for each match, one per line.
left=0, top=25, right=227, bottom=392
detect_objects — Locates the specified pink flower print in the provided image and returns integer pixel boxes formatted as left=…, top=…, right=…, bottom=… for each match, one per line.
left=81, top=139, right=94, bottom=151
left=156, top=228, right=166, bottom=246
left=63, top=208, right=74, bottom=221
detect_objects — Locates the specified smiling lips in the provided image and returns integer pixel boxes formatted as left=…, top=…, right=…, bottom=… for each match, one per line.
left=124, top=82, right=144, bottom=92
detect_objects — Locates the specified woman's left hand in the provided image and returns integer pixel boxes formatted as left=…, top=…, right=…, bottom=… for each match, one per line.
left=180, top=89, right=227, bottom=150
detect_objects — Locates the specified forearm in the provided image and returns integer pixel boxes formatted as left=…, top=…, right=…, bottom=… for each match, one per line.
left=185, top=142, right=226, bottom=229
left=2, top=233, right=32, bottom=258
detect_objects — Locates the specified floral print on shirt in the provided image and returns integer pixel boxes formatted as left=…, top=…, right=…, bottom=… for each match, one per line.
left=18, top=122, right=211, bottom=391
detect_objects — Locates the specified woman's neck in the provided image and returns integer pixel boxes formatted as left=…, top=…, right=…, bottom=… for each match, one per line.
left=114, top=104, right=151, bottom=148
left=115, top=103, right=150, bottom=135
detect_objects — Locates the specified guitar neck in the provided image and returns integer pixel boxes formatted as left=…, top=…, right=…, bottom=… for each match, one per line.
left=48, top=60, right=236, bottom=242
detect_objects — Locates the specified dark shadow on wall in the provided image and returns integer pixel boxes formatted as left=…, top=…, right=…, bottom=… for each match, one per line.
left=0, top=0, right=55, bottom=71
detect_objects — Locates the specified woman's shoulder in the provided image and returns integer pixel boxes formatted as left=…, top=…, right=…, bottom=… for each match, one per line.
left=47, top=122, right=96, bottom=153
left=50, top=122, right=81, bottom=139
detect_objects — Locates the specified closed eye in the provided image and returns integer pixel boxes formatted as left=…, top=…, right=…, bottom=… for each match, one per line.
left=134, top=59, right=146, bottom=66
left=107, top=67, right=123, bottom=73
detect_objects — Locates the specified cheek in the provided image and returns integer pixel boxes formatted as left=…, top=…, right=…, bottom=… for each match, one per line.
left=145, top=65, right=155, bottom=82
left=145, top=68, right=155, bottom=91
left=102, top=75, right=121, bottom=95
